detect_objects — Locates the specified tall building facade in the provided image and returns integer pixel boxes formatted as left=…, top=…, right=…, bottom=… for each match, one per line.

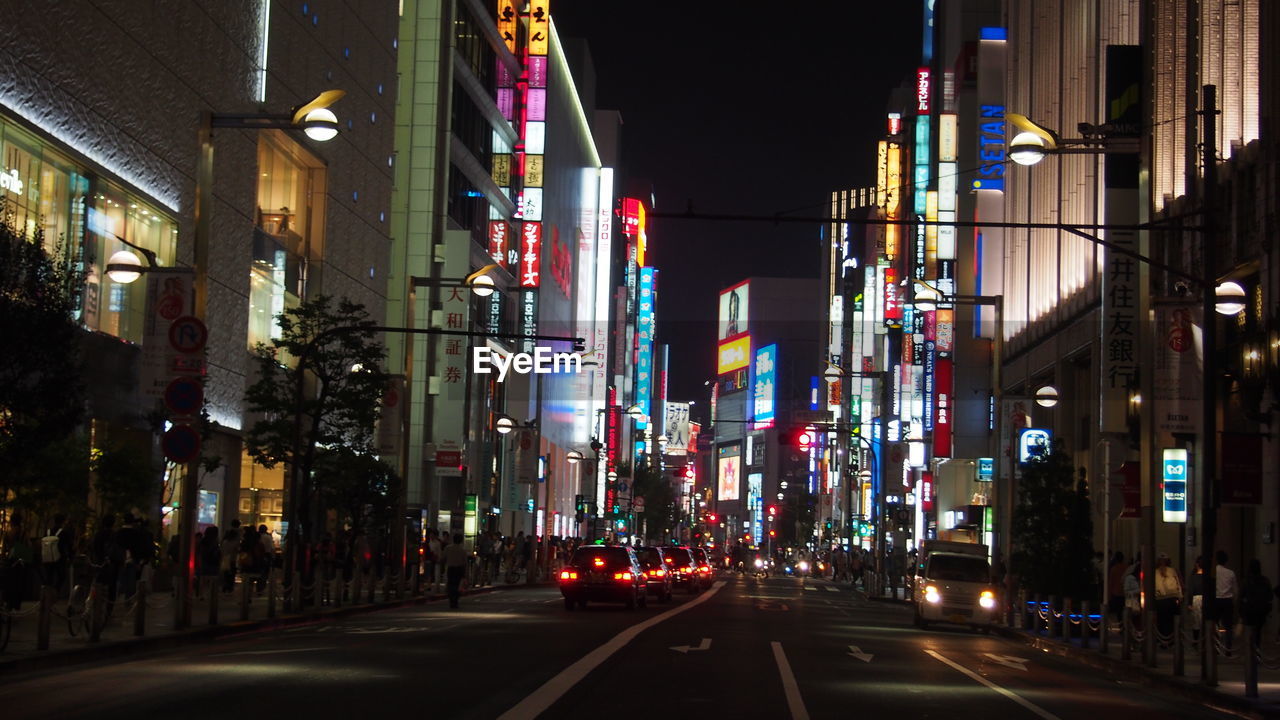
left=2, top=1, right=398, bottom=537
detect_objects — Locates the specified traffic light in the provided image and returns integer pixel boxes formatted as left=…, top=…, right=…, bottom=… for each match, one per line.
left=767, top=505, right=778, bottom=518
left=769, top=529, right=777, bottom=537
left=707, top=513, right=718, bottom=523
left=778, top=426, right=816, bottom=449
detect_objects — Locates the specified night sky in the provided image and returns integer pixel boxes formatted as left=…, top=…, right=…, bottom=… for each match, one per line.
left=552, top=2, right=924, bottom=421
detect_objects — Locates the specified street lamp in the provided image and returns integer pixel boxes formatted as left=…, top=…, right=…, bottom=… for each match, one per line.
left=1005, top=113, right=1140, bottom=165
left=1034, top=385, right=1060, bottom=408
left=495, top=414, right=517, bottom=435
left=1214, top=281, right=1246, bottom=315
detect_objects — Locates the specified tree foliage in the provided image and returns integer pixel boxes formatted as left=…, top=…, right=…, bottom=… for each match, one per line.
left=313, top=447, right=399, bottom=535
left=0, top=209, right=87, bottom=515
left=1011, top=443, right=1095, bottom=598
left=92, top=441, right=159, bottom=517
left=632, top=461, right=676, bottom=542
left=243, top=296, right=389, bottom=548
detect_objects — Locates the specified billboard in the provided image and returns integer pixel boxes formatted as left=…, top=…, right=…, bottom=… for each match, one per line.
left=636, top=267, right=657, bottom=428
left=718, top=280, right=749, bottom=341
left=717, top=335, right=751, bottom=375
left=718, top=444, right=741, bottom=502
left=664, top=402, right=690, bottom=456
left=752, top=344, right=777, bottom=424
left=1161, top=448, right=1188, bottom=523
left=519, top=221, right=542, bottom=288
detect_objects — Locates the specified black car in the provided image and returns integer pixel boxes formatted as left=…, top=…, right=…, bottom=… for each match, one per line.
left=662, top=546, right=702, bottom=594
left=690, top=547, right=715, bottom=585
left=560, top=545, right=649, bottom=610
left=635, top=546, right=674, bottom=602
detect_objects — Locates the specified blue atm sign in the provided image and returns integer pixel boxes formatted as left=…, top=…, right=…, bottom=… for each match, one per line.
left=1162, top=448, right=1188, bottom=523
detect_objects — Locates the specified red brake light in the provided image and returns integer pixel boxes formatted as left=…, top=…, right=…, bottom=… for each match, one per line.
left=664, top=557, right=673, bottom=563
left=657, top=569, right=666, bottom=577
left=559, top=570, right=578, bottom=580
left=613, top=571, right=633, bottom=581
left=593, top=558, right=605, bottom=567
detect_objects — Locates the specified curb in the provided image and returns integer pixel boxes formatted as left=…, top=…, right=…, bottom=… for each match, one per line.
left=991, top=624, right=1280, bottom=720
left=0, top=580, right=551, bottom=677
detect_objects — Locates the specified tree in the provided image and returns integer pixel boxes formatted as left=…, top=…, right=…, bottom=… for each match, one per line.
left=0, top=209, right=87, bottom=520
left=1011, top=442, right=1095, bottom=598
left=632, top=461, right=676, bottom=542
left=243, top=296, right=389, bottom=568
left=313, top=447, right=400, bottom=537
left=92, top=441, right=159, bottom=518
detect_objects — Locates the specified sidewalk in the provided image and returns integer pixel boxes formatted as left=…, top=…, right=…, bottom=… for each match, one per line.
left=995, top=607, right=1280, bottom=719
left=1, top=572, right=548, bottom=676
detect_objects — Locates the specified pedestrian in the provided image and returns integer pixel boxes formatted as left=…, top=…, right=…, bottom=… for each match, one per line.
left=257, top=524, right=274, bottom=593
left=478, top=531, right=494, bottom=586
left=220, top=520, right=242, bottom=593
left=1106, top=551, right=1127, bottom=623
left=115, top=513, right=145, bottom=598
left=443, top=532, right=468, bottom=608
left=1153, top=552, right=1183, bottom=640
left=1123, top=561, right=1142, bottom=628
left=1240, top=558, right=1272, bottom=646
left=426, top=530, right=442, bottom=590
left=3, top=513, right=34, bottom=612
left=1213, top=550, right=1239, bottom=648
left=198, top=526, right=221, bottom=597
left=41, top=513, right=73, bottom=592
left=1188, top=555, right=1206, bottom=639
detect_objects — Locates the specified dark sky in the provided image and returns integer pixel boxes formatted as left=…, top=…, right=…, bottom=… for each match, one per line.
left=552, top=2, right=923, bottom=420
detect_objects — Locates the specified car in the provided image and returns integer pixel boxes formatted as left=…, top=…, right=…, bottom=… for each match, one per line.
left=560, top=545, right=649, bottom=610
left=634, top=546, right=674, bottom=602
left=662, top=546, right=702, bottom=594
left=912, top=541, right=996, bottom=632
left=689, top=547, right=715, bottom=585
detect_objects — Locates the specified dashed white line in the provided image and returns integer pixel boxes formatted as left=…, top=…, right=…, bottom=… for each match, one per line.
left=771, top=641, right=811, bottom=720
left=924, top=649, right=1061, bottom=720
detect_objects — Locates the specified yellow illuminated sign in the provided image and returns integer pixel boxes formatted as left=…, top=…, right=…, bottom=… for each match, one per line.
left=636, top=202, right=647, bottom=267
left=496, top=1, right=517, bottom=53
left=717, top=335, right=751, bottom=374
left=885, top=143, right=901, bottom=260
left=925, top=190, right=938, bottom=266
left=527, top=1, right=551, bottom=55
left=492, top=154, right=511, bottom=186
left=524, top=155, right=544, bottom=187
left=940, top=113, right=958, bottom=162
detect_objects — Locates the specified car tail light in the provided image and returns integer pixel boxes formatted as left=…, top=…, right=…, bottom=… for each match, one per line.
left=613, top=571, right=633, bottom=581
left=559, top=570, right=578, bottom=580
left=699, top=565, right=711, bottom=574
left=593, top=558, right=605, bottom=567
left=647, top=569, right=667, bottom=577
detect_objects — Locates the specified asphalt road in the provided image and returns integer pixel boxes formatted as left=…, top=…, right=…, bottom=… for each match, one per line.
left=0, top=575, right=1238, bottom=719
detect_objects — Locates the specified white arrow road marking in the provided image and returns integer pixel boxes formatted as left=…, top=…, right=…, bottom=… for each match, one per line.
left=498, top=581, right=725, bottom=720
left=847, top=644, right=874, bottom=663
left=925, top=649, right=1060, bottom=720
left=670, top=637, right=713, bottom=654
left=983, top=653, right=1030, bottom=671
left=771, top=642, right=811, bottom=720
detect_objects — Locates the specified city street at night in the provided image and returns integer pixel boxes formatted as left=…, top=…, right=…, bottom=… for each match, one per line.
left=0, top=577, right=1238, bottom=720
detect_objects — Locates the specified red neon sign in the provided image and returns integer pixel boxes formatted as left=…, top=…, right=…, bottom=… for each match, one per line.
left=520, top=222, right=542, bottom=288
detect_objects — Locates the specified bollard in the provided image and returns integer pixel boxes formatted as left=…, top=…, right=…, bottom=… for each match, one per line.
left=333, top=577, right=342, bottom=608
left=1121, top=605, right=1132, bottom=661
left=134, top=580, right=148, bottom=636
left=382, top=572, right=392, bottom=602
left=352, top=570, right=363, bottom=605
left=267, top=569, right=277, bottom=619
left=1080, top=600, right=1091, bottom=649
left=37, top=585, right=54, bottom=650
left=367, top=571, right=376, bottom=604
left=291, top=571, right=302, bottom=612
left=1100, top=599, right=1110, bottom=654
left=89, top=582, right=106, bottom=642
left=240, top=578, right=252, bottom=620
left=207, top=577, right=219, bottom=626
left=1246, top=627, right=1259, bottom=698
left=1173, top=613, right=1184, bottom=676
left=1017, top=589, right=1027, bottom=630
left=1059, top=597, right=1069, bottom=642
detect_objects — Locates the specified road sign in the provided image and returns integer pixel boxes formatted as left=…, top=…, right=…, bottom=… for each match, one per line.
left=168, top=316, right=208, bottom=354
left=633, top=496, right=645, bottom=512
left=792, top=410, right=833, bottom=425
left=164, top=376, right=204, bottom=416
left=162, top=424, right=201, bottom=463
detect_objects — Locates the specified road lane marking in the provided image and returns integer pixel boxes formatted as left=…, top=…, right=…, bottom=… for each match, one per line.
left=847, top=644, right=873, bottom=663
left=823, top=586, right=837, bottom=592
left=924, top=649, right=1060, bottom=720
left=984, top=653, right=1029, bottom=671
left=670, top=637, right=712, bottom=654
left=770, top=642, right=811, bottom=720
left=210, top=646, right=337, bottom=657
left=497, top=581, right=725, bottom=720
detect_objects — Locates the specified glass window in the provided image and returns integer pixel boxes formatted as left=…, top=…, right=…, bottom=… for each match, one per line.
left=1, top=115, right=177, bottom=344
left=250, top=134, right=326, bottom=349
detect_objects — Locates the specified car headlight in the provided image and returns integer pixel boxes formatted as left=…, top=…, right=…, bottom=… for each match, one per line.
left=925, top=585, right=941, bottom=604
left=979, top=590, right=996, bottom=609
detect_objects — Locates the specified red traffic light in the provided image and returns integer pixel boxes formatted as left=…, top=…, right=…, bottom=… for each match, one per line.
left=769, top=530, right=777, bottom=537
left=780, top=426, right=816, bottom=449
left=767, top=505, right=778, bottom=516
left=707, top=514, right=718, bottom=523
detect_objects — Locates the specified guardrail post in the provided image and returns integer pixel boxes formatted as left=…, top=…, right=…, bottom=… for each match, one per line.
left=367, top=570, right=376, bottom=603
left=266, top=569, right=277, bottom=619
left=207, top=577, right=218, bottom=626
left=134, top=580, right=148, bottom=636
left=37, top=585, right=53, bottom=650
left=89, top=582, right=106, bottom=642
left=291, top=571, right=302, bottom=612
left=1173, top=613, right=1184, bottom=676
left=1206, top=610, right=1218, bottom=687
left=1100, top=599, right=1110, bottom=654
left=1246, top=626, right=1259, bottom=698
left=239, top=577, right=252, bottom=620
left=1121, top=605, right=1132, bottom=661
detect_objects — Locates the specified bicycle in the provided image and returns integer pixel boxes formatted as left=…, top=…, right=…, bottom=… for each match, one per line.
left=65, top=558, right=111, bottom=637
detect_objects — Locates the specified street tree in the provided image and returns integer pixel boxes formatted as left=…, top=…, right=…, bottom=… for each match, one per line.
left=1011, top=442, right=1095, bottom=599
left=313, top=446, right=400, bottom=537
left=631, top=461, right=676, bottom=541
left=243, top=296, right=389, bottom=569
left=0, top=211, right=86, bottom=521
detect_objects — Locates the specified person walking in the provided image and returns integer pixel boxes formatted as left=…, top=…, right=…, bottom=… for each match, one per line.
left=1123, top=561, right=1143, bottom=629
left=198, top=526, right=221, bottom=598
left=1214, top=550, right=1239, bottom=649
left=1153, top=553, right=1183, bottom=641
left=1188, top=555, right=1206, bottom=640
left=41, top=514, right=73, bottom=593
left=256, top=525, right=274, bottom=594
left=426, top=530, right=442, bottom=591
left=1106, top=551, right=1127, bottom=624
left=1240, top=558, right=1272, bottom=647
left=219, top=521, right=242, bottom=593
left=442, top=533, right=468, bottom=608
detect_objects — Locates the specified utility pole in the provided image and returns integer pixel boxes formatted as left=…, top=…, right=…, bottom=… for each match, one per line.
left=1200, top=84, right=1220, bottom=687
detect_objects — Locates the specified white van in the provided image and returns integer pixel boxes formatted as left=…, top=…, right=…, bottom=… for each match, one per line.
left=912, top=541, right=996, bottom=632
